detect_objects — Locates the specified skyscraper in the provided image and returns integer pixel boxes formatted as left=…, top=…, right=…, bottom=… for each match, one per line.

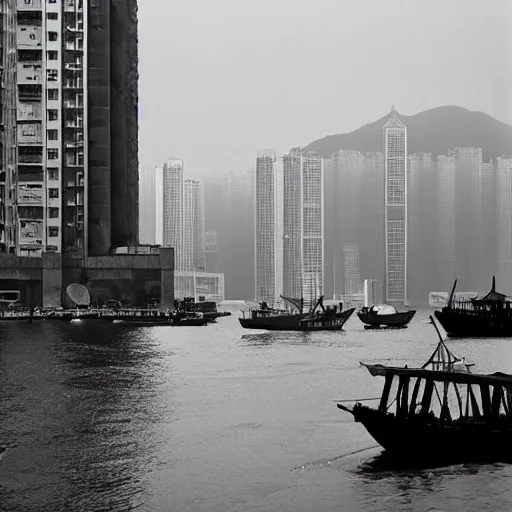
left=162, top=159, right=183, bottom=269
left=254, top=150, right=282, bottom=302
left=203, top=170, right=255, bottom=299
left=183, top=178, right=205, bottom=272
left=383, top=108, right=407, bottom=305
left=282, top=148, right=324, bottom=304
left=0, top=0, right=139, bottom=258
left=154, top=165, right=163, bottom=246
left=138, top=167, right=156, bottom=245
left=436, top=154, right=456, bottom=289
left=496, top=157, right=512, bottom=292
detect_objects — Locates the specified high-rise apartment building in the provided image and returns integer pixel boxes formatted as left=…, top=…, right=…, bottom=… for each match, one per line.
left=254, top=150, right=282, bottom=302
left=138, top=166, right=156, bottom=245
left=383, top=108, right=407, bottom=305
left=341, top=243, right=361, bottom=298
left=436, top=154, right=456, bottom=289
left=203, top=170, right=255, bottom=299
left=183, top=178, right=205, bottom=272
left=204, top=229, right=218, bottom=272
left=282, top=148, right=324, bottom=304
left=162, top=158, right=183, bottom=268
left=496, top=157, right=512, bottom=292
left=154, top=165, right=163, bottom=245
left=0, top=0, right=139, bottom=258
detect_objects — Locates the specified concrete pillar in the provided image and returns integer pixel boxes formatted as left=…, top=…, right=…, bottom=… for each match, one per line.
left=160, top=247, right=174, bottom=310
left=42, top=252, right=63, bottom=308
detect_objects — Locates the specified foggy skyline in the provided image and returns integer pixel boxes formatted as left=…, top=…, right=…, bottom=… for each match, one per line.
left=138, top=0, right=512, bottom=178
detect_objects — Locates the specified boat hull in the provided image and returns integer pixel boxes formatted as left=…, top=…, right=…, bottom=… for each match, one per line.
left=357, top=309, right=416, bottom=328
left=434, top=308, right=512, bottom=337
left=239, top=314, right=304, bottom=331
left=239, top=308, right=354, bottom=332
left=348, top=404, right=512, bottom=463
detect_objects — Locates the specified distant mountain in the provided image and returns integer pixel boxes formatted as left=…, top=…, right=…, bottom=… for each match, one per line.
left=303, top=106, right=512, bottom=161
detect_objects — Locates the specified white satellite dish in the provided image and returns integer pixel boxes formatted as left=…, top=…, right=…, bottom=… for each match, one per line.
left=66, top=283, right=91, bottom=307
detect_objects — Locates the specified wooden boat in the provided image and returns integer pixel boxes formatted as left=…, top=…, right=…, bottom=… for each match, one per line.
left=434, top=277, right=512, bottom=337
left=336, top=317, right=512, bottom=464
left=357, top=304, right=416, bottom=329
left=239, top=295, right=354, bottom=332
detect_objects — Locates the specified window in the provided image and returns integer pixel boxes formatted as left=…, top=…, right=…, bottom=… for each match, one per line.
left=48, top=188, right=59, bottom=199
left=47, top=13, right=58, bottom=20
left=47, top=51, right=58, bottom=61
left=49, top=208, right=59, bottom=218
left=47, top=69, right=58, bottom=82
left=47, top=149, right=58, bottom=160
left=47, top=129, right=58, bottom=141
left=47, top=89, right=58, bottom=101
left=48, top=32, right=58, bottom=42
left=47, top=110, right=58, bottom=121
left=48, top=227, right=59, bottom=237
left=48, top=168, right=59, bottom=181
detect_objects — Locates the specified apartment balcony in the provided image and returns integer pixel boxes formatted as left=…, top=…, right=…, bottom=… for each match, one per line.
left=64, top=78, right=83, bottom=89
left=66, top=179, right=84, bottom=188
left=64, top=141, right=83, bottom=150
left=64, top=62, right=82, bottom=72
left=65, top=24, right=83, bottom=34
left=64, top=100, right=83, bottom=109
left=65, top=40, right=83, bottom=52
left=18, top=84, right=42, bottom=101
left=18, top=154, right=43, bottom=164
left=64, top=0, right=83, bottom=13
left=66, top=199, right=83, bottom=207
left=65, top=119, right=83, bottom=128
left=65, top=161, right=84, bottom=168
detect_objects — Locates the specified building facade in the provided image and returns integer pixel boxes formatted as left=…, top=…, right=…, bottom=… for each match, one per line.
left=0, top=0, right=139, bottom=259
left=183, top=178, right=205, bottom=272
left=282, top=148, right=324, bottom=305
left=203, top=170, right=255, bottom=299
left=254, top=150, right=282, bottom=302
left=174, top=270, right=225, bottom=303
left=496, top=157, right=512, bottom=292
left=383, top=109, right=407, bottom=305
left=138, top=166, right=156, bottom=245
left=162, top=158, right=183, bottom=268
left=436, top=154, right=456, bottom=290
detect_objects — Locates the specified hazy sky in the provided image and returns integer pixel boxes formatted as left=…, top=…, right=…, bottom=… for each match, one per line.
left=138, top=0, right=512, bottom=178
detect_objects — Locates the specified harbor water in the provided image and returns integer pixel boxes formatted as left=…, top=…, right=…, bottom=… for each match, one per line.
left=2, top=312, right=512, bottom=511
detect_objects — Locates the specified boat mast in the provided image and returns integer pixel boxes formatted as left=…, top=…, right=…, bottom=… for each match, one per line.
left=447, top=279, right=457, bottom=308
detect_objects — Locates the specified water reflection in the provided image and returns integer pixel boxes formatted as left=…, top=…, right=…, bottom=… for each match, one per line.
left=239, top=330, right=348, bottom=348
left=0, top=322, right=173, bottom=512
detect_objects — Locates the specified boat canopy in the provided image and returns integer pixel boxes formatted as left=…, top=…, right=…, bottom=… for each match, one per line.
left=370, top=304, right=397, bottom=315
left=361, top=363, right=512, bottom=386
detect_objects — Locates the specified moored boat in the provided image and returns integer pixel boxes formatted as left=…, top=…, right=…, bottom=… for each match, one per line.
left=239, top=295, right=354, bottom=332
left=434, top=277, right=512, bottom=337
left=336, top=317, right=512, bottom=464
left=357, top=304, right=416, bottom=329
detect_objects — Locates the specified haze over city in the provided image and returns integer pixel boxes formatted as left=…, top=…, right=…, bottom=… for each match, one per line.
left=3, top=2, right=512, bottom=511
left=138, top=0, right=512, bottom=177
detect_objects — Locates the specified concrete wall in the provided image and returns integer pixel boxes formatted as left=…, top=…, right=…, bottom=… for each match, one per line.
left=0, top=247, right=174, bottom=308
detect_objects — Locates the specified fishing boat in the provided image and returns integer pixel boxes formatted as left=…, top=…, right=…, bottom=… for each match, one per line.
left=434, top=277, right=512, bottom=337
left=357, top=304, right=416, bottom=329
left=239, top=295, right=354, bottom=332
left=238, top=296, right=305, bottom=331
left=336, top=317, right=512, bottom=464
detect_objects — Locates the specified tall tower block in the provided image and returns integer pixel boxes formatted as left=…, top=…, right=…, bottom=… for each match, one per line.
left=383, top=108, right=407, bottom=306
